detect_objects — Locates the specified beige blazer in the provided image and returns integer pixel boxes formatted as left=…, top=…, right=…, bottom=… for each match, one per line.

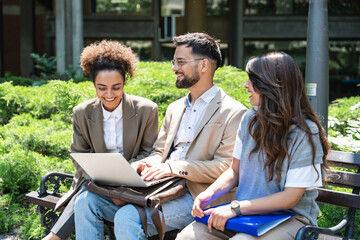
left=143, top=88, right=247, bottom=206
left=55, top=93, right=159, bottom=211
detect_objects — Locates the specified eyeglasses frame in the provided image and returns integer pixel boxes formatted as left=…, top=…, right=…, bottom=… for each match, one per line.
left=171, top=58, right=204, bottom=68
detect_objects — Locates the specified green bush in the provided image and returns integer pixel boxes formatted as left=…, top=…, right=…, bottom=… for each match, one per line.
left=328, top=96, right=360, bottom=152
left=0, top=114, right=72, bottom=159
left=0, top=147, right=41, bottom=195
left=49, top=80, right=96, bottom=122
left=0, top=195, right=27, bottom=234
left=0, top=76, right=33, bottom=86
left=0, top=83, right=58, bottom=125
left=18, top=207, right=45, bottom=240
left=30, top=53, right=58, bottom=78
left=318, top=204, right=360, bottom=238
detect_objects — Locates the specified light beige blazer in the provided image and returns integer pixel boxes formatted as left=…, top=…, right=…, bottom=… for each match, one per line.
left=143, top=88, right=247, bottom=206
left=55, top=93, right=159, bottom=211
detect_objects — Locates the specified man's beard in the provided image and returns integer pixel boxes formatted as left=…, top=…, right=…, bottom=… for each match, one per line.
left=175, top=70, right=200, bottom=89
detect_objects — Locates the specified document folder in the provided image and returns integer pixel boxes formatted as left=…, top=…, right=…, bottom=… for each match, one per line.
left=195, top=203, right=296, bottom=236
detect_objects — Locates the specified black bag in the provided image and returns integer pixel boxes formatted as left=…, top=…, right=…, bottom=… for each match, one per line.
left=86, top=177, right=187, bottom=240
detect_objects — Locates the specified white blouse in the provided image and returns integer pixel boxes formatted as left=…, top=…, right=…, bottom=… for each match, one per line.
left=102, top=101, right=124, bottom=154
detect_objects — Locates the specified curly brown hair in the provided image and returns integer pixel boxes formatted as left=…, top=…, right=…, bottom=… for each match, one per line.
left=80, top=40, right=138, bottom=82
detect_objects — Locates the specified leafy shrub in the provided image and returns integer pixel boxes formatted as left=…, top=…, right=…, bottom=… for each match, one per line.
left=0, top=195, right=27, bottom=234
left=0, top=147, right=41, bottom=195
left=0, top=76, right=33, bottom=86
left=329, top=96, right=360, bottom=122
left=49, top=80, right=96, bottom=122
left=318, top=204, right=360, bottom=239
left=0, top=114, right=72, bottom=159
left=18, top=206, right=45, bottom=240
left=30, top=53, right=58, bottom=78
left=0, top=83, right=58, bottom=124
left=328, top=96, right=360, bottom=152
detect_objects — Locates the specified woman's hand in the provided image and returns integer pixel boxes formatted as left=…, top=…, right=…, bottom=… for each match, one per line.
left=191, top=191, right=214, bottom=218
left=204, top=205, right=236, bottom=232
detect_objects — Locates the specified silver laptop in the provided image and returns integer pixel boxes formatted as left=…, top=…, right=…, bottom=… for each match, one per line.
left=71, top=153, right=173, bottom=187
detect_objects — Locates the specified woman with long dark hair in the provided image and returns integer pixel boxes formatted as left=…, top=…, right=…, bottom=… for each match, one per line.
left=176, top=51, right=330, bottom=240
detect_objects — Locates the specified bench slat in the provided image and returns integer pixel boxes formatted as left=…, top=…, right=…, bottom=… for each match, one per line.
left=316, top=188, right=360, bottom=209
left=25, top=191, right=65, bottom=212
left=325, top=169, right=360, bottom=188
left=327, top=151, right=360, bottom=170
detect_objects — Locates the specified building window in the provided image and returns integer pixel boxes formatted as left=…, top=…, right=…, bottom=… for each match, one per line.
left=207, top=0, right=230, bottom=16
left=162, top=0, right=184, bottom=16
left=244, top=41, right=307, bottom=72
left=244, top=40, right=360, bottom=100
left=244, top=0, right=360, bottom=16
left=161, top=0, right=230, bottom=17
left=93, top=0, right=152, bottom=15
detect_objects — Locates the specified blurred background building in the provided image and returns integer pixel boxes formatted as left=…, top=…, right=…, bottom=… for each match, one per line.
left=1, top=0, right=360, bottom=100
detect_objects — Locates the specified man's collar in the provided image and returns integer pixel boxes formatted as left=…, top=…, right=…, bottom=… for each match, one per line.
left=185, top=84, right=219, bottom=107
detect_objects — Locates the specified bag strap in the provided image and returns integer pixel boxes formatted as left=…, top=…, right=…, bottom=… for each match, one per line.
left=132, top=203, right=165, bottom=240
left=151, top=203, right=165, bottom=240
left=133, top=205, right=148, bottom=236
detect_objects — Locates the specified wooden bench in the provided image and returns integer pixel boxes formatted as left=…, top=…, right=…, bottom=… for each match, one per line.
left=295, top=150, right=360, bottom=240
left=25, top=172, right=178, bottom=239
left=26, top=150, right=359, bottom=240
left=25, top=171, right=117, bottom=239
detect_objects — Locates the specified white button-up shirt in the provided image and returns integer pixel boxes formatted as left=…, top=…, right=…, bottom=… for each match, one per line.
left=168, top=84, right=219, bottom=161
left=102, top=101, right=124, bottom=154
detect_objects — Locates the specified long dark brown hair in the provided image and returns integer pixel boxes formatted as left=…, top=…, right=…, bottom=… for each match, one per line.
left=246, top=52, right=330, bottom=182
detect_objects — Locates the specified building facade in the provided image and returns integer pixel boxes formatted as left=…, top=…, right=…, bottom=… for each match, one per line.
left=1, top=0, right=360, bottom=99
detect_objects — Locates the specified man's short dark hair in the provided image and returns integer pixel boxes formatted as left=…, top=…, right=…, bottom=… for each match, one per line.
left=172, top=32, right=222, bottom=69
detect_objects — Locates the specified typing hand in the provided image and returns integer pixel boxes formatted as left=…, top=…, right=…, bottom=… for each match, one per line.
left=140, top=163, right=171, bottom=181
left=204, top=205, right=236, bottom=232
left=191, top=190, right=213, bottom=218
left=131, top=161, right=152, bottom=175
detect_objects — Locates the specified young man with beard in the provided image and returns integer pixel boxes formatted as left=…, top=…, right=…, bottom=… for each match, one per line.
left=74, top=32, right=247, bottom=239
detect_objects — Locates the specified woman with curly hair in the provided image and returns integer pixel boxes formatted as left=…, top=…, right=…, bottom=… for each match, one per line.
left=177, top=52, right=330, bottom=240
left=43, top=40, right=159, bottom=240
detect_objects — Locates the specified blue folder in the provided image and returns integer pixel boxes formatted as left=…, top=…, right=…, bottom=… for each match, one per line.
left=194, top=203, right=296, bottom=236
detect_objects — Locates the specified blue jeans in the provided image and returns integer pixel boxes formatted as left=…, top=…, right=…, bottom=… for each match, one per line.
left=74, top=190, right=194, bottom=240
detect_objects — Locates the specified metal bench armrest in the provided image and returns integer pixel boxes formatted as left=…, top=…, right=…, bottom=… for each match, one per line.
left=295, top=215, right=351, bottom=240
left=39, top=171, right=74, bottom=197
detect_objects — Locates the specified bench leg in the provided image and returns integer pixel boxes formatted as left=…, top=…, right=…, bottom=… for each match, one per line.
left=37, top=206, right=61, bottom=235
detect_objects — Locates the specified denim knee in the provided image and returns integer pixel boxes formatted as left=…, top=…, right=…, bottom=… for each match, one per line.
left=74, top=190, right=100, bottom=214
left=114, top=204, right=146, bottom=240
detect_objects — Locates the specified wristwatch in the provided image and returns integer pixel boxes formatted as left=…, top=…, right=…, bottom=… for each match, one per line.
left=230, top=200, right=242, bottom=217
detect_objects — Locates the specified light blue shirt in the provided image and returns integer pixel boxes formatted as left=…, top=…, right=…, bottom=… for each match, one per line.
left=168, top=84, right=219, bottom=161
left=234, top=108, right=324, bottom=225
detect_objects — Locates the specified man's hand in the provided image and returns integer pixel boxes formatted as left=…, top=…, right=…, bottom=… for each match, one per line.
left=191, top=190, right=214, bottom=218
left=140, top=163, right=171, bottom=181
left=131, top=161, right=152, bottom=175
left=204, top=205, right=236, bottom=232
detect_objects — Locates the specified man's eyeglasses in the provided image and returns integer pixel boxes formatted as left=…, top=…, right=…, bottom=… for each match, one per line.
left=171, top=58, right=203, bottom=68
